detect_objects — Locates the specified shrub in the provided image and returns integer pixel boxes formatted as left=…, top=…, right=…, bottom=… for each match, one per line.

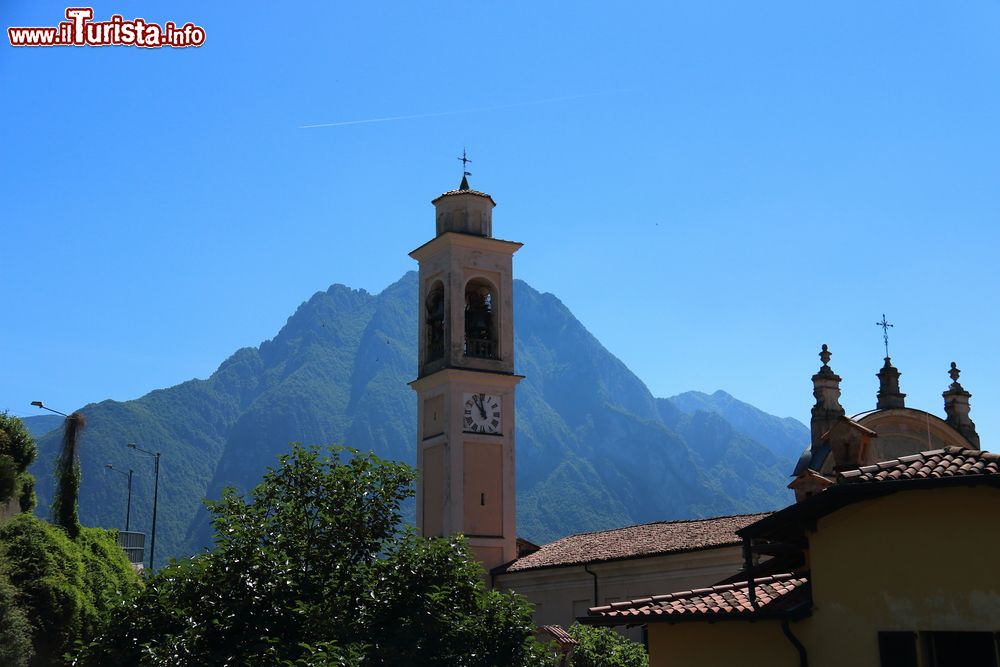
left=568, top=623, right=648, bottom=667
left=0, top=570, right=33, bottom=667
left=0, top=514, right=141, bottom=665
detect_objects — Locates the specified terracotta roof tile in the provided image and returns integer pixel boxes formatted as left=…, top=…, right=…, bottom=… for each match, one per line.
left=840, top=447, right=1000, bottom=484
left=503, top=513, right=770, bottom=573
left=431, top=188, right=495, bottom=204
left=537, top=625, right=577, bottom=647
left=587, top=573, right=809, bottom=620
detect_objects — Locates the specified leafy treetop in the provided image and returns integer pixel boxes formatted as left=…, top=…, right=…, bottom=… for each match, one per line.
left=77, top=444, right=554, bottom=666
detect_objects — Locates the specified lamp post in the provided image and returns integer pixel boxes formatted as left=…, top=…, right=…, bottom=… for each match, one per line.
left=104, top=464, right=133, bottom=531
left=127, top=443, right=160, bottom=570
left=30, top=400, right=68, bottom=417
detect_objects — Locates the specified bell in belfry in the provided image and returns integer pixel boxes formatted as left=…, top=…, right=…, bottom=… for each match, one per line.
left=465, top=289, right=492, bottom=340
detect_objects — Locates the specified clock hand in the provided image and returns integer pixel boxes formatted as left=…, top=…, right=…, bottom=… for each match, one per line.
left=474, top=395, right=487, bottom=419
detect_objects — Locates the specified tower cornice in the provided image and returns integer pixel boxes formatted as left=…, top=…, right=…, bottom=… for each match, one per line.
left=409, top=231, right=523, bottom=262
left=410, top=367, right=525, bottom=392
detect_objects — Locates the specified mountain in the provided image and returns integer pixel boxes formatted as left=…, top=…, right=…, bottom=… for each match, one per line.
left=667, top=390, right=809, bottom=463
left=22, top=415, right=63, bottom=439
left=30, top=273, right=803, bottom=567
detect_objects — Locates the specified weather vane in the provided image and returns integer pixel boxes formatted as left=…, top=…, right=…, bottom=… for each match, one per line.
left=875, top=313, right=894, bottom=358
left=458, top=148, right=472, bottom=177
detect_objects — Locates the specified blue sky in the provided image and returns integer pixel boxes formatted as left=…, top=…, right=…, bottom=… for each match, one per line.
left=3, top=1, right=999, bottom=448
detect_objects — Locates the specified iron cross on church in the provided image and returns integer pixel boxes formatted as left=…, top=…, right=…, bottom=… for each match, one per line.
left=876, top=314, right=894, bottom=358
left=458, top=148, right=472, bottom=177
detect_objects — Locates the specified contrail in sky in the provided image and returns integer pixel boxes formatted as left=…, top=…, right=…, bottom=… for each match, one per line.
left=298, top=91, right=629, bottom=129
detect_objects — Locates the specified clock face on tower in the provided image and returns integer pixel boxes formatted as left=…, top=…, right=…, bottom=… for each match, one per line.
left=463, top=393, right=502, bottom=434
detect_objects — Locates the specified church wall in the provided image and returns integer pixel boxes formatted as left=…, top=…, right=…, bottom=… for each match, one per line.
left=857, top=410, right=977, bottom=463
left=495, top=545, right=746, bottom=641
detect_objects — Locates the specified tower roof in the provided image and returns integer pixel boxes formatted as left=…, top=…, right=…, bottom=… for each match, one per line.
left=431, top=175, right=496, bottom=206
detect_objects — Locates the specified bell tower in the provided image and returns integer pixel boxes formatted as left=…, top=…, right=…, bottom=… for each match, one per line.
left=409, top=172, right=522, bottom=571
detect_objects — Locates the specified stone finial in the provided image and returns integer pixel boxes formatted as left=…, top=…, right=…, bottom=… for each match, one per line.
left=943, top=361, right=979, bottom=449
left=876, top=356, right=906, bottom=410
left=811, top=344, right=845, bottom=449
left=948, top=361, right=962, bottom=388
left=459, top=174, right=470, bottom=191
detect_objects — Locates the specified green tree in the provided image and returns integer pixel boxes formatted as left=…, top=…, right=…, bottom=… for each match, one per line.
left=0, top=411, right=39, bottom=512
left=568, top=624, right=648, bottom=667
left=77, top=444, right=553, bottom=666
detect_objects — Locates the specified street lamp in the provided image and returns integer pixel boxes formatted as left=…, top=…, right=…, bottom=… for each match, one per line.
left=104, top=464, right=134, bottom=531
left=30, top=401, right=69, bottom=417
left=127, top=443, right=160, bottom=570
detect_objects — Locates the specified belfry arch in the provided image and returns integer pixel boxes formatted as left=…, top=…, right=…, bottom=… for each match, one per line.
left=464, top=277, right=498, bottom=360
left=424, top=280, right=445, bottom=362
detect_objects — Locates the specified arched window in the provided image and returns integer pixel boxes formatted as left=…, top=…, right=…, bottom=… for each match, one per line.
left=464, top=279, right=497, bottom=359
left=425, top=282, right=445, bottom=361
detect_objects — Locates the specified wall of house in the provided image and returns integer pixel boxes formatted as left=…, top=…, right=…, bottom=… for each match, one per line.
left=643, top=485, right=1000, bottom=667
left=647, top=619, right=798, bottom=667
left=495, top=546, right=745, bottom=641
left=799, top=484, right=1000, bottom=667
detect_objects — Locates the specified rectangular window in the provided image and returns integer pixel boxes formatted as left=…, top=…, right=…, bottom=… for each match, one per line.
left=926, top=632, right=998, bottom=667
left=879, top=632, right=918, bottom=667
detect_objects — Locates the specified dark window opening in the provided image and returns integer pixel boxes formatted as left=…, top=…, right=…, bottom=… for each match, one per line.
left=927, top=632, right=998, bottom=667
left=880, top=631, right=999, bottom=667
left=879, top=632, right=918, bottom=667
left=425, top=284, right=444, bottom=361
left=464, top=281, right=497, bottom=359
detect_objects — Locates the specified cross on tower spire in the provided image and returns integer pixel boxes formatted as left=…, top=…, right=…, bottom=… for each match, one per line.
left=457, top=148, right=472, bottom=191
left=458, top=148, right=472, bottom=176
left=875, top=314, right=894, bottom=358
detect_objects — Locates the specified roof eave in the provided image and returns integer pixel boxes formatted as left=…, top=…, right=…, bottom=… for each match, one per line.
left=496, top=540, right=745, bottom=575
left=578, top=603, right=812, bottom=627
left=738, top=474, right=1000, bottom=541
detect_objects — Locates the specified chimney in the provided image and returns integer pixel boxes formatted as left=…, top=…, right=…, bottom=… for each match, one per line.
left=943, top=362, right=980, bottom=449
left=875, top=357, right=906, bottom=409
left=811, top=344, right=846, bottom=449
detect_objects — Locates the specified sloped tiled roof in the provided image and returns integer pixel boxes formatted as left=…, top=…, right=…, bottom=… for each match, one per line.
left=587, top=573, right=809, bottom=621
left=431, top=188, right=495, bottom=204
left=537, top=625, right=577, bottom=647
left=502, top=513, right=770, bottom=573
left=840, top=447, right=1000, bottom=484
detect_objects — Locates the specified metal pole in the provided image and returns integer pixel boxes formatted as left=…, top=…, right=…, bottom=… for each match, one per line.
left=30, top=401, right=69, bottom=417
left=127, top=444, right=161, bottom=571
left=149, top=452, right=160, bottom=571
left=125, top=469, right=132, bottom=532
